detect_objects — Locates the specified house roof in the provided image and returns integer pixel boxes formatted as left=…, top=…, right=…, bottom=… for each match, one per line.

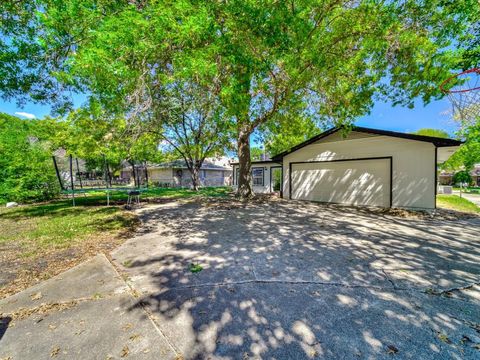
left=148, top=159, right=230, bottom=171
left=271, top=126, right=464, bottom=161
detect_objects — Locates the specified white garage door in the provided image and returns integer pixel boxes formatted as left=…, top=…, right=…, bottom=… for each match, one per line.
left=290, top=158, right=391, bottom=207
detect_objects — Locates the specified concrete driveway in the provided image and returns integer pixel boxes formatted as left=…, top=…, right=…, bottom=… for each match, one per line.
left=1, top=198, right=479, bottom=359
left=110, top=199, right=480, bottom=359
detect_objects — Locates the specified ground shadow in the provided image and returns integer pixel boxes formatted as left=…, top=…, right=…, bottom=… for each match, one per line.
left=0, top=316, right=11, bottom=341
left=118, top=199, right=480, bottom=359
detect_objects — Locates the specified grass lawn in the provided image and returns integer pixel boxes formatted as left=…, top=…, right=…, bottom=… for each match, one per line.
left=436, top=194, right=480, bottom=214
left=0, top=186, right=231, bottom=298
left=0, top=202, right=138, bottom=298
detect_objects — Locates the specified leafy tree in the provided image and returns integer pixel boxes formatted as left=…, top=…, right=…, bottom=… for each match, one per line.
left=1, top=3, right=232, bottom=191
left=147, top=81, right=233, bottom=190
left=38, top=104, right=164, bottom=187
left=0, top=1, right=84, bottom=114
left=458, top=19, right=480, bottom=70
left=261, top=113, right=322, bottom=156
left=444, top=119, right=480, bottom=172
left=1, top=1, right=479, bottom=198
left=412, top=128, right=450, bottom=139
left=452, top=170, right=472, bottom=186
left=250, top=147, right=265, bottom=161
left=445, top=142, right=480, bottom=172
left=0, top=113, right=60, bottom=203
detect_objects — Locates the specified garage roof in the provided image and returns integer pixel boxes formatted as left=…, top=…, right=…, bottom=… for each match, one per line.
left=271, top=126, right=464, bottom=161
left=230, top=160, right=281, bottom=165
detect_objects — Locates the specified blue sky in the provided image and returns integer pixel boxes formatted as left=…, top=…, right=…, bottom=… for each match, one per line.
left=0, top=93, right=88, bottom=120
left=0, top=94, right=458, bottom=135
left=357, top=98, right=457, bottom=134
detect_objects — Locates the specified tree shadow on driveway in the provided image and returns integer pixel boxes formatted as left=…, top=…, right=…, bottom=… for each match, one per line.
left=112, top=199, right=480, bottom=359
left=0, top=316, right=11, bottom=341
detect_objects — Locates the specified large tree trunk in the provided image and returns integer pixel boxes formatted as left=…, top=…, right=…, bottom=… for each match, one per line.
left=106, top=162, right=112, bottom=188
left=130, top=161, right=137, bottom=187
left=144, top=161, right=149, bottom=187
left=191, top=164, right=200, bottom=191
left=237, top=126, right=253, bottom=199
left=185, top=159, right=202, bottom=191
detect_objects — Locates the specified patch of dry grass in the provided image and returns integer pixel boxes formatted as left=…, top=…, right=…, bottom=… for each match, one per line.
left=0, top=202, right=138, bottom=298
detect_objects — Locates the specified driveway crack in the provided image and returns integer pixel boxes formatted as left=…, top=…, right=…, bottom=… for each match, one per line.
left=433, top=282, right=480, bottom=296
left=381, top=268, right=398, bottom=290
left=104, top=254, right=181, bottom=357
left=158, top=278, right=415, bottom=292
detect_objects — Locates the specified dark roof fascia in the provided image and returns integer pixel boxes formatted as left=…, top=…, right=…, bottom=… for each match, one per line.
left=271, top=126, right=464, bottom=161
left=352, top=126, right=463, bottom=148
left=230, top=160, right=282, bottom=166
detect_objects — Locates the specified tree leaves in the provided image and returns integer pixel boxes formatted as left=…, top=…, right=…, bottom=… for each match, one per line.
left=1, top=1, right=479, bottom=197
left=411, top=129, right=451, bottom=139
left=0, top=113, right=60, bottom=203
left=443, top=119, right=480, bottom=171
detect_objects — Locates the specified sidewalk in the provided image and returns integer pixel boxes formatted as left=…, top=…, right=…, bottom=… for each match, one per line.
left=0, top=254, right=176, bottom=360
left=452, top=190, right=480, bottom=206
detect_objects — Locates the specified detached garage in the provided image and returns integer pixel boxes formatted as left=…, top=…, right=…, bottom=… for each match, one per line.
left=269, top=127, right=462, bottom=209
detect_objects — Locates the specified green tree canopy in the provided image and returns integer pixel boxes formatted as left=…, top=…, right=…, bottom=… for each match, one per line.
left=36, top=102, right=164, bottom=187
left=250, top=147, right=265, bottom=161
left=1, top=0, right=479, bottom=198
left=444, top=119, right=480, bottom=171
left=260, top=113, right=322, bottom=157
left=412, top=128, right=451, bottom=138
left=452, top=170, right=472, bottom=185
left=0, top=113, right=60, bottom=203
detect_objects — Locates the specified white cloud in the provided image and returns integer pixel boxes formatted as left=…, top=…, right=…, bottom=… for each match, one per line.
left=15, top=111, right=36, bottom=119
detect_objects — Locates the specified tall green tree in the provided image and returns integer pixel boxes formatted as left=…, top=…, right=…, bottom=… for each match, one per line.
left=0, top=113, right=60, bottom=203
left=1, top=1, right=479, bottom=198
left=148, top=81, right=233, bottom=190
left=444, top=119, right=480, bottom=172
left=452, top=170, right=472, bottom=186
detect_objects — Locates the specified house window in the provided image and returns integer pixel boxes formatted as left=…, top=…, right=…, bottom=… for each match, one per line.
left=252, top=167, right=264, bottom=186
left=235, top=168, right=239, bottom=185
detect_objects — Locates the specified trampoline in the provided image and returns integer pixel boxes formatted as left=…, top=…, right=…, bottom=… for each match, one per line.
left=52, top=153, right=149, bottom=206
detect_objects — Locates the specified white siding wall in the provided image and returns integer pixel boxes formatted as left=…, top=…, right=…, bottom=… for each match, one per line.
left=282, top=133, right=436, bottom=209
left=232, top=162, right=282, bottom=194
